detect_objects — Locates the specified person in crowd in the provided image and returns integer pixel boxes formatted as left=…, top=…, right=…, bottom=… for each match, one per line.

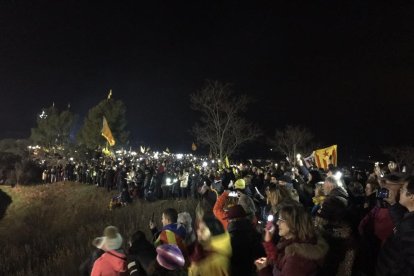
left=311, top=182, right=325, bottom=216
left=316, top=195, right=356, bottom=276
left=213, top=178, right=246, bottom=229
left=149, top=208, right=187, bottom=258
left=255, top=204, right=328, bottom=276
left=126, top=230, right=186, bottom=276
left=376, top=175, right=414, bottom=276
left=127, top=230, right=157, bottom=275
left=188, top=215, right=232, bottom=276
left=90, top=225, right=127, bottom=276
left=177, top=212, right=196, bottom=246
left=266, top=184, right=297, bottom=218
left=178, top=168, right=189, bottom=200
left=363, top=179, right=380, bottom=214
left=226, top=204, right=265, bottom=276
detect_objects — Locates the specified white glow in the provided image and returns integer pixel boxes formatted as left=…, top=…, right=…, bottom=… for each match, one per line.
left=267, top=215, right=274, bottom=222
left=202, top=161, right=208, bottom=167
left=154, top=152, right=159, bottom=159
left=166, top=178, right=172, bottom=186
left=211, top=160, right=215, bottom=163
left=130, top=151, right=137, bottom=156
left=217, top=159, right=221, bottom=163
left=116, top=150, right=122, bottom=154
left=173, top=178, right=178, bottom=183
left=334, top=171, right=342, bottom=180
left=176, top=154, right=183, bottom=159
left=296, top=154, right=301, bottom=159
left=69, top=157, right=74, bottom=161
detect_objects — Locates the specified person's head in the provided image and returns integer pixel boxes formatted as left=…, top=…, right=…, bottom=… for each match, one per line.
left=270, top=174, right=278, bottom=184
left=266, top=184, right=293, bottom=207
left=399, top=176, right=414, bottom=211
left=92, top=226, right=123, bottom=251
left=323, top=176, right=339, bottom=195
left=381, top=173, right=405, bottom=203
left=365, top=179, right=379, bottom=196
left=314, top=182, right=324, bottom=197
left=277, top=205, right=315, bottom=241
left=162, top=208, right=178, bottom=226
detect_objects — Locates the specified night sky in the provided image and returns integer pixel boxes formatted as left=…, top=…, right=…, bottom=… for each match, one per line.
left=1, top=1, right=413, bottom=160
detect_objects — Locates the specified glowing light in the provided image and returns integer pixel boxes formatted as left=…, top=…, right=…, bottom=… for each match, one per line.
left=334, top=171, right=342, bottom=180
left=202, top=161, right=208, bottom=167
left=176, top=154, right=183, bottom=159
left=296, top=154, right=301, bottom=159
left=166, top=178, right=172, bottom=186
left=69, top=157, right=74, bottom=161
left=267, top=215, right=274, bottom=222
left=211, top=160, right=215, bottom=163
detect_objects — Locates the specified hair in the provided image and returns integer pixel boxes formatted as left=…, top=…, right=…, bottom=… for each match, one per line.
left=348, top=181, right=364, bottom=196
left=324, top=176, right=339, bottom=188
left=267, top=184, right=293, bottom=208
left=279, top=204, right=316, bottom=241
left=238, top=194, right=256, bottom=221
left=405, top=175, right=414, bottom=194
left=163, top=208, right=178, bottom=223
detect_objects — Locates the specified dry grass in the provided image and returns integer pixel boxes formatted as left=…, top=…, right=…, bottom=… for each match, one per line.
left=0, top=182, right=198, bottom=276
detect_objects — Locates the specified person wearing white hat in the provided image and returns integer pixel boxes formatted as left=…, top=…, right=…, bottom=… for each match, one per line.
left=91, top=226, right=127, bottom=276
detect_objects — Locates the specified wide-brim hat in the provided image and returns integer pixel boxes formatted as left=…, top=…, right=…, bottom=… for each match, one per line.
left=93, top=226, right=123, bottom=251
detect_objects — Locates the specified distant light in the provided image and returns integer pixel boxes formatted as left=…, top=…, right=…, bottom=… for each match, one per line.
left=173, top=178, right=178, bottom=183
left=217, top=160, right=221, bottom=163
left=176, top=154, right=183, bottom=160
left=130, top=151, right=137, bottom=156
left=69, top=157, right=74, bottom=161
left=211, top=160, right=215, bottom=163
left=202, top=161, right=208, bottom=167
left=166, top=178, right=172, bottom=186
left=296, top=154, right=301, bottom=159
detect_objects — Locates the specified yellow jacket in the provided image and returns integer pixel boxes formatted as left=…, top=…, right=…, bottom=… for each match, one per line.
left=189, top=231, right=232, bottom=276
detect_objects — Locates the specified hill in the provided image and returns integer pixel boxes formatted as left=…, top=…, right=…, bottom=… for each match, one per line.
left=0, top=182, right=198, bottom=275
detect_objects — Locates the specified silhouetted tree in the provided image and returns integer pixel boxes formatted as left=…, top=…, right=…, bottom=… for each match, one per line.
left=77, top=97, right=129, bottom=149
left=270, top=125, right=314, bottom=165
left=30, top=105, right=76, bottom=149
left=191, top=80, right=261, bottom=160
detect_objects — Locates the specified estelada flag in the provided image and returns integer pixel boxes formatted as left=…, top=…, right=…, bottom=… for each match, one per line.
left=191, top=142, right=197, bottom=151
left=314, top=145, right=337, bottom=169
left=101, top=116, right=115, bottom=146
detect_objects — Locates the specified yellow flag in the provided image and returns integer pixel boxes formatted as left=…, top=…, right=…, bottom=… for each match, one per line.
left=107, top=89, right=112, bottom=100
left=314, top=145, right=337, bottom=169
left=101, top=116, right=115, bottom=146
left=191, top=142, right=197, bottom=151
left=225, top=156, right=230, bottom=168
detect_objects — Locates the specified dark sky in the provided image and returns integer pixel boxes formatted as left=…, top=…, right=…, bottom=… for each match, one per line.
left=1, top=1, right=413, bottom=159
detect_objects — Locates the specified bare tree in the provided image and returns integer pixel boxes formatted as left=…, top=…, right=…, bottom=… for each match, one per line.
left=191, top=80, right=261, bottom=160
left=383, top=146, right=414, bottom=173
left=270, top=125, right=314, bottom=165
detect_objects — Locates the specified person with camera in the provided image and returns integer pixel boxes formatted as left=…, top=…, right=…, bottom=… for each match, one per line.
left=376, top=175, right=414, bottom=276
left=357, top=173, right=405, bottom=275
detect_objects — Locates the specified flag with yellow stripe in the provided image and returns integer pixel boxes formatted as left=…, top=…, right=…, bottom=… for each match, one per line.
left=314, top=145, right=337, bottom=169
left=101, top=116, right=115, bottom=146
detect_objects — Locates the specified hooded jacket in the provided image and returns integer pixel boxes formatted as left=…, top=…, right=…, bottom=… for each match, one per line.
left=91, top=250, right=127, bottom=276
left=260, top=235, right=328, bottom=276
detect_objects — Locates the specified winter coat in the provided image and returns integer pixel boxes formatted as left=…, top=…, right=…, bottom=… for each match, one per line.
left=228, top=219, right=265, bottom=276
left=359, top=205, right=395, bottom=246
left=213, top=191, right=230, bottom=229
left=91, top=250, right=127, bottom=276
left=376, top=208, right=414, bottom=276
left=317, top=223, right=356, bottom=276
left=259, top=235, right=328, bottom=276
left=188, top=231, right=232, bottom=276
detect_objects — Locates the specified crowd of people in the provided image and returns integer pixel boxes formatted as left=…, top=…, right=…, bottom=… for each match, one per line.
left=66, top=151, right=414, bottom=276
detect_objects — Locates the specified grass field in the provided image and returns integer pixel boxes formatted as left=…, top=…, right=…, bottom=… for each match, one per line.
left=0, top=182, right=198, bottom=275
